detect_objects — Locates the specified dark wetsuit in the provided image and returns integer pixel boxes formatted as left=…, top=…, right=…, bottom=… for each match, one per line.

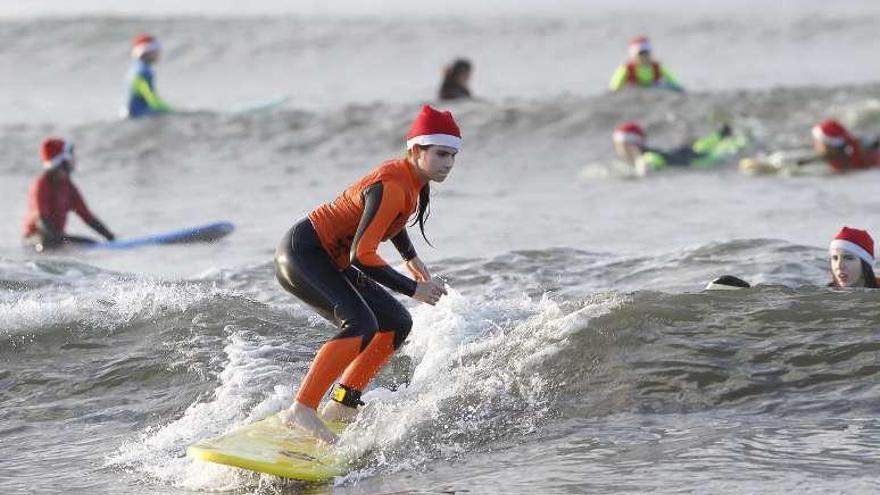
left=275, top=158, right=423, bottom=408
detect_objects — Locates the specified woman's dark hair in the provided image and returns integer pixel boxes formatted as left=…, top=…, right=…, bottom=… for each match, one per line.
left=829, top=259, right=879, bottom=288
left=409, top=145, right=432, bottom=245
left=439, top=58, right=472, bottom=100
left=862, top=261, right=878, bottom=288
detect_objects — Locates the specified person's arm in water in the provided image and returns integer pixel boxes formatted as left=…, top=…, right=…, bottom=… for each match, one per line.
left=70, top=184, right=115, bottom=241
left=659, top=66, right=684, bottom=92
left=350, top=182, right=420, bottom=296
left=132, top=74, right=171, bottom=113
left=608, top=65, right=628, bottom=91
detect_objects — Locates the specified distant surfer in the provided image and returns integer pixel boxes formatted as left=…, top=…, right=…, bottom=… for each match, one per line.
left=612, top=121, right=745, bottom=175
left=274, top=105, right=459, bottom=444
left=811, top=119, right=880, bottom=173
left=122, top=34, right=172, bottom=119
left=438, top=58, right=473, bottom=101
left=829, top=227, right=879, bottom=288
left=609, top=36, right=684, bottom=93
left=22, top=138, right=115, bottom=251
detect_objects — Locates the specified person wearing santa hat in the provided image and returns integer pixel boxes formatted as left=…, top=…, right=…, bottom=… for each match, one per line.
left=22, top=138, right=115, bottom=251
left=811, top=119, right=880, bottom=173
left=273, top=105, right=460, bottom=444
left=612, top=121, right=743, bottom=175
left=829, top=227, right=879, bottom=288
left=609, top=36, right=683, bottom=93
left=122, top=33, right=172, bottom=119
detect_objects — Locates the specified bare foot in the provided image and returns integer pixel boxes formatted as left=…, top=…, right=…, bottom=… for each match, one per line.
left=279, top=402, right=338, bottom=446
left=320, top=400, right=359, bottom=423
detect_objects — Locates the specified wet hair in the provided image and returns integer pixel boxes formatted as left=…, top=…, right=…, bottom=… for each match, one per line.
left=408, top=145, right=433, bottom=245
left=829, top=259, right=879, bottom=288
left=439, top=58, right=472, bottom=100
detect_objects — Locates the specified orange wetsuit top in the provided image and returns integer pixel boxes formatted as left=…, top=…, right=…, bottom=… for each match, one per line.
left=309, top=159, right=422, bottom=296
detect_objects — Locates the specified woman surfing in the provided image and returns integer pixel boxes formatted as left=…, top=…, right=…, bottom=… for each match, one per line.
left=273, top=105, right=461, bottom=444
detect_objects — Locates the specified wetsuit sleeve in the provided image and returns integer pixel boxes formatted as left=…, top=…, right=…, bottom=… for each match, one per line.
left=390, top=229, right=417, bottom=261
left=132, top=75, right=171, bottom=112
left=660, top=66, right=683, bottom=91
left=70, top=184, right=97, bottom=225
left=608, top=66, right=627, bottom=91
left=350, top=182, right=417, bottom=296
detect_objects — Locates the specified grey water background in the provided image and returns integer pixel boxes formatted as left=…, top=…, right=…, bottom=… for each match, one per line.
left=1, top=1, right=880, bottom=494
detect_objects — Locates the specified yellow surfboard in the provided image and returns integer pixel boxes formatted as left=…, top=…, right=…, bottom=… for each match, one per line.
left=187, top=413, right=347, bottom=482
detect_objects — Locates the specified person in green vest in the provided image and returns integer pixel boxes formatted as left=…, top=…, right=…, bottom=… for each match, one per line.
left=612, top=121, right=745, bottom=175
left=609, top=36, right=683, bottom=93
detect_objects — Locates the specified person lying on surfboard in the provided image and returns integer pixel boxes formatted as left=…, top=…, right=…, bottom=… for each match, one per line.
left=273, top=105, right=459, bottom=444
left=811, top=119, right=880, bottom=173
left=608, top=36, right=683, bottom=93
left=122, top=34, right=172, bottom=119
left=612, top=121, right=745, bottom=175
left=828, top=227, right=880, bottom=288
left=22, top=138, right=115, bottom=252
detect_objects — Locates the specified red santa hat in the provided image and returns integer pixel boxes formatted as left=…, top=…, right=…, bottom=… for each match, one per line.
left=40, top=137, right=74, bottom=169
left=131, top=34, right=161, bottom=58
left=629, top=36, right=652, bottom=58
left=829, top=226, right=874, bottom=265
left=612, top=122, right=646, bottom=146
left=405, top=105, right=462, bottom=151
left=812, top=119, right=850, bottom=148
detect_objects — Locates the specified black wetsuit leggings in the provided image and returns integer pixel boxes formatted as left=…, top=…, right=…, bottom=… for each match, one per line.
left=274, top=219, right=412, bottom=350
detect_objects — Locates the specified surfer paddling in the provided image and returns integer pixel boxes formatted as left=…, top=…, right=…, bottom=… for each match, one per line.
left=612, top=121, right=744, bottom=175
left=811, top=119, right=880, bottom=173
left=22, top=138, right=115, bottom=251
left=274, top=105, right=460, bottom=444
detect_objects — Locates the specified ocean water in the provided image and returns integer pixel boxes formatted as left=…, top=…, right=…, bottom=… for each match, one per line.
left=2, top=2, right=880, bottom=494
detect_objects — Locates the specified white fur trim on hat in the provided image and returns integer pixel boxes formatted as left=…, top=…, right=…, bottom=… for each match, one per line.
left=613, top=130, right=644, bottom=145
left=812, top=125, right=845, bottom=147
left=406, top=134, right=462, bottom=151
left=830, top=239, right=874, bottom=265
left=132, top=40, right=161, bottom=58
left=44, top=141, right=74, bottom=169
left=629, top=41, right=652, bottom=58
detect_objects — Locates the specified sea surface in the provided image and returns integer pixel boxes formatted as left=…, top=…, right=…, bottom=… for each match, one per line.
left=1, top=2, right=879, bottom=494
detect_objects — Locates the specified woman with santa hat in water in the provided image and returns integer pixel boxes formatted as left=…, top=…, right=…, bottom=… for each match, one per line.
left=829, top=226, right=879, bottom=288
left=273, top=105, right=460, bottom=444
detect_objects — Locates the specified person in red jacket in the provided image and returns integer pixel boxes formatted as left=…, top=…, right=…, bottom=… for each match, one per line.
left=812, top=119, right=880, bottom=173
left=22, top=138, right=115, bottom=251
left=273, top=105, right=459, bottom=444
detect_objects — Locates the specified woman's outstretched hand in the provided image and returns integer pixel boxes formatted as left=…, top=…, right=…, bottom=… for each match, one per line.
left=413, top=278, right=447, bottom=305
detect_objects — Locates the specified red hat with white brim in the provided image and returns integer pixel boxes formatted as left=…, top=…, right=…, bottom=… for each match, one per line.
left=812, top=119, right=849, bottom=147
left=132, top=34, right=161, bottom=58
left=405, top=105, right=462, bottom=151
left=40, top=137, right=74, bottom=169
left=830, top=226, right=875, bottom=265
left=629, top=36, right=652, bottom=58
left=612, top=122, right=646, bottom=146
